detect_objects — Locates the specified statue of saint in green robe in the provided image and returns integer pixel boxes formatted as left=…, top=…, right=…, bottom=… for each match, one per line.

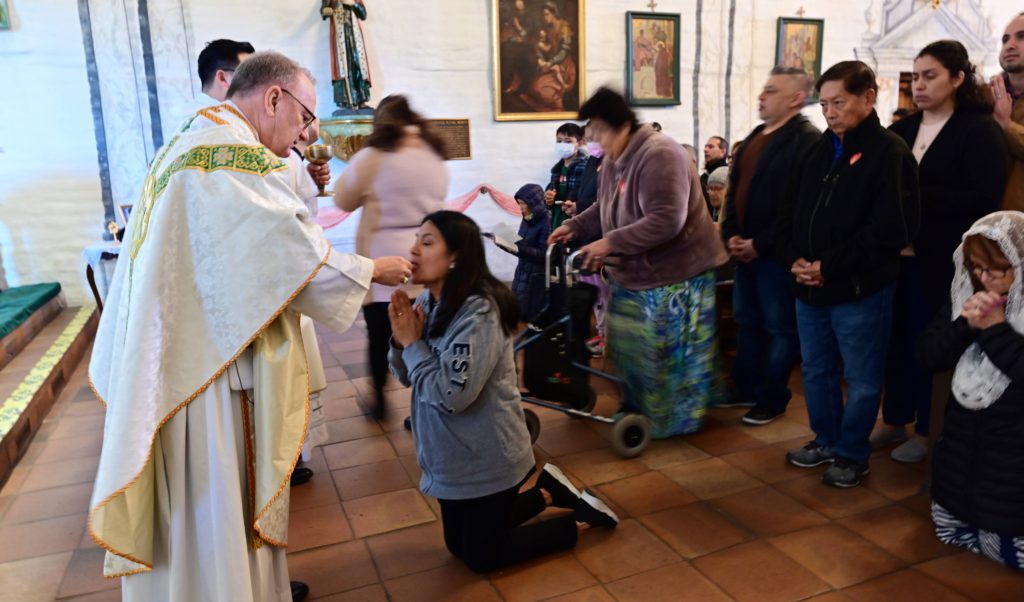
left=320, top=0, right=372, bottom=112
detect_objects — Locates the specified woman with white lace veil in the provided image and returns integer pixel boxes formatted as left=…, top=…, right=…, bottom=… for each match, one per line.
left=918, top=211, right=1024, bottom=572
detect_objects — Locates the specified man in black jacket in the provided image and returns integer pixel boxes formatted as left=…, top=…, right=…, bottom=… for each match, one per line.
left=720, top=66, right=819, bottom=427
left=778, top=61, right=920, bottom=488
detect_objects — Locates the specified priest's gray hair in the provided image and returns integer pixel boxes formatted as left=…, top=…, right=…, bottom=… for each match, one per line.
left=226, top=51, right=315, bottom=99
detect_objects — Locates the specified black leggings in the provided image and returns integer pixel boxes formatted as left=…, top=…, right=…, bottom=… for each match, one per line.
left=438, top=480, right=578, bottom=573
left=363, top=302, right=393, bottom=400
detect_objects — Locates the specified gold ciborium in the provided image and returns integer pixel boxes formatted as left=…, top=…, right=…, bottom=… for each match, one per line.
left=303, top=144, right=334, bottom=197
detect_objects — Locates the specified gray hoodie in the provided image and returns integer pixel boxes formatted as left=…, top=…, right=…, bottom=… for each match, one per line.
left=389, top=293, right=535, bottom=500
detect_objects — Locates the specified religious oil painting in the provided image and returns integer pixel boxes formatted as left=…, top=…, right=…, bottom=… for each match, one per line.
left=626, top=12, right=681, bottom=106
left=0, top=0, right=10, bottom=30
left=776, top=17, right=824, bottom=97
left=492, top=0, right=585, bottom=121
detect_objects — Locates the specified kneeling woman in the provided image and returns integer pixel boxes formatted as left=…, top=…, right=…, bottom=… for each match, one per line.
left=388, top=210, right=618, bottom=573
left=918, top=211, right=1024, bottom=572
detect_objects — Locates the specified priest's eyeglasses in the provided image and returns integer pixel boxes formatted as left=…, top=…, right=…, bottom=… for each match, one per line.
left=281, top=88, right=317, bottom=130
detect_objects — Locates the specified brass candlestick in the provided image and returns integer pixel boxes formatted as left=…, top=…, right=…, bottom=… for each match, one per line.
left=303, top=144, right=334, bottom=197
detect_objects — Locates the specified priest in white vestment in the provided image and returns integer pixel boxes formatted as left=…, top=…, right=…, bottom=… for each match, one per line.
left=87, top=52, right=411, bottom=602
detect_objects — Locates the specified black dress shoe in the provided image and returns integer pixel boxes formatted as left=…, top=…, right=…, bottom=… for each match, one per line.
left=291, top=580, right=309, bottom=601
left=290, top=467, right=313, bottom=487
left=403, top=415, right=412, bottom=431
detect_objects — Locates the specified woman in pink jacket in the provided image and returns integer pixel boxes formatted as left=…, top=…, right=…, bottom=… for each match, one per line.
left=335, top=95, right=449, bottom=418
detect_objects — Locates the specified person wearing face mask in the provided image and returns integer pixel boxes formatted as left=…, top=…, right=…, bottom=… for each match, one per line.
left=875, top=41, right=1008, bottom=464
left=917, top=211, right=1024, bottom=572
left=776, top=61, right=920, bottom=488
left=545, top=122, right=588, bottom=229
left=571, top=127, right=608, bottom=355
left=550, top=87, right=728, bottom=438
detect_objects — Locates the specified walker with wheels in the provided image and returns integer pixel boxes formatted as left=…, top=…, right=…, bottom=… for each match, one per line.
left=514, top=243, right=652, bottom=458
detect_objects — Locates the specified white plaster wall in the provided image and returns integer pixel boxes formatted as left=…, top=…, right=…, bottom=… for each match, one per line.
left=3, top=0, right=1024, bottom=302
left=0, top=0, right=102, bottom=302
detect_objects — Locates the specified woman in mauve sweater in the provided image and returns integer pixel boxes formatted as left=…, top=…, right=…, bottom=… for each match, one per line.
left=335, top=95, right=448, bottom=419
left=551, top=87, right=728, bottom=438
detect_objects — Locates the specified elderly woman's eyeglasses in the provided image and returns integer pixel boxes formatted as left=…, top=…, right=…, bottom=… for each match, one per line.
left=281, top=88, right=317, bottom=130
left=967, top=263, right=1010, bottom=279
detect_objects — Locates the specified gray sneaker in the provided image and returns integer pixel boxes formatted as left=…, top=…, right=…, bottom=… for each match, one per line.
left=890, top=438, right=928, bottom=463
left=822, top=458, right=870, bottom=488
left=786, top=441, right=836, bottom=468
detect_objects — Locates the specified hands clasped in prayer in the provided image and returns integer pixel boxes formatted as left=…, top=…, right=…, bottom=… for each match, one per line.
left=961, top=291, right=1007, bottom=330
left=388, top=290, right=424, bottom=348
left=791, top=258, right=823, bottom=287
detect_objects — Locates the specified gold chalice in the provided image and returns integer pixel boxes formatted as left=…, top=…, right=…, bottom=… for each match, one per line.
left=303, top=144, right=334, bottom=197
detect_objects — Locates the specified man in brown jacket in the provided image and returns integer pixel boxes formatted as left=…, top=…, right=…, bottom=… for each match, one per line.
left=992, top=13, right=1024, bottom=211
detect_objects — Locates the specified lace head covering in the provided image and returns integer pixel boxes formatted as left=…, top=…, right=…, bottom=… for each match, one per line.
left=950, top=211, right=1024, bottom=409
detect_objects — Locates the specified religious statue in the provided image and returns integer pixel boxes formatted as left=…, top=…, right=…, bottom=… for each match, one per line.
left=320, top=0, right=372, bottom=114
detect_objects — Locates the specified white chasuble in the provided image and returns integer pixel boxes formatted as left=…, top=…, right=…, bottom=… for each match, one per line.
left=88, top=103, right=372, bottom=601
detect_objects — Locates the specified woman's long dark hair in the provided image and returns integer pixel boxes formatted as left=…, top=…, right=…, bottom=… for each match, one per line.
left=423, top=211, right=519, bottom=338
left=364, top=94, right=449, bottom=158
left=917, top=40, right=994, bottom=114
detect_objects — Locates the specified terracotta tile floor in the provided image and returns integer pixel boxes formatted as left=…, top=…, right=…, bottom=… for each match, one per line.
left=2, top=320, right=1023, bottom=601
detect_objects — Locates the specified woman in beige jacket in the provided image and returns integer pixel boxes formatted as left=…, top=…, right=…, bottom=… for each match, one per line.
left=335, top=95, right=449, bottom=418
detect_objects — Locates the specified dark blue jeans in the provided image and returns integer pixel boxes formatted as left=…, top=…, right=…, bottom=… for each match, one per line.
left=882, top=257, right=934, bottom=436
left=796, top=284, right=895, bottom=463
left=731, top=259, right=800, bottom=411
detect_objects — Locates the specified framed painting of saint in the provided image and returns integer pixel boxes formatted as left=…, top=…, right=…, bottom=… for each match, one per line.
left=492, top=0, right=585, bottom=121
left=776, top=17, right=824, bottom=97
left=626, top=12, right=681, bottom=106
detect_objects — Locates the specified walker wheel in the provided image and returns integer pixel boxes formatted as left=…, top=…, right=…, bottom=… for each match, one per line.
left=610, top=413, right=651, bottom=458
left=523, top=408, right=541, bottom=444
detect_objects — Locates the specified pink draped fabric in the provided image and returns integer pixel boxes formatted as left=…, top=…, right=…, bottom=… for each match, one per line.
left=314, top=184, right=523, bottom=230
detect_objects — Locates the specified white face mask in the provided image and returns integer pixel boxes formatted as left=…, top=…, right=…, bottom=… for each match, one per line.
left=555, top=142, right=577, bottom=159
left=585, top=141, right=604, bottom=158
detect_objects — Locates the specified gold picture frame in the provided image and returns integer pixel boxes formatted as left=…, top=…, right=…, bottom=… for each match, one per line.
left=492, top=0, right=586, bottom=122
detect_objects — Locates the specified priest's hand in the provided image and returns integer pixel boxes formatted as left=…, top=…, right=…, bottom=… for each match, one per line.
left=373, top=256, right=413, bottom=286
left=307, top=162, right=330, bottom=188
left=389, top=290, right=424, bottom=347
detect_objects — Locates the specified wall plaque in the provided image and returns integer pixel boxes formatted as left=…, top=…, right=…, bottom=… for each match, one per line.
left=430, top=119, right=472, bottom=160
